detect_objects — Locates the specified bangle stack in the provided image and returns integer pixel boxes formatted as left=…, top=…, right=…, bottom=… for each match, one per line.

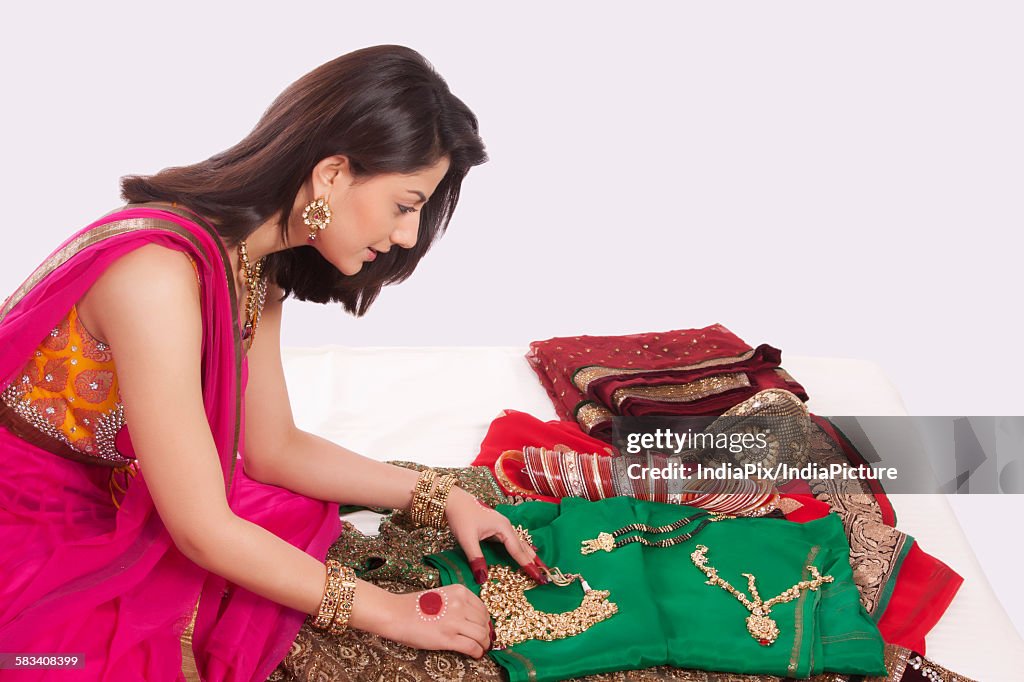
left=312, top=559, right=358, bottom=635
left=410, top=469, right=438, bottom=527
left=408, top=468, right=460, bottom=529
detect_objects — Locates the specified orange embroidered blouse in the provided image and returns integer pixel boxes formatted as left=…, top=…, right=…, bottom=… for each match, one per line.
left=0, top=255, right=208, bottom=508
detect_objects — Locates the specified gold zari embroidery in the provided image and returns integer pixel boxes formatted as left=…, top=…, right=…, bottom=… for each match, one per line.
left=610, top=372, right=751, bottom=410
left=574, top=402, right=613, bottom=433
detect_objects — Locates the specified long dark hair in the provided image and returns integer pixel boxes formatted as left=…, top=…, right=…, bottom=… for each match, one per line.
left=121, top=45, right=487, bottom=315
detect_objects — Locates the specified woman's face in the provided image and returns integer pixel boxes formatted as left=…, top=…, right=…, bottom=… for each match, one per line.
left=308, top=155, right=451, bottom=276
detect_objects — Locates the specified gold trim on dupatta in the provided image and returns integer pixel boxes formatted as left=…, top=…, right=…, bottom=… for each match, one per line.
left=0, top=218, right=199, bottom=322
left=787, top=544, right=821, bottom=677
left=180, top=596, right=203, bottom=681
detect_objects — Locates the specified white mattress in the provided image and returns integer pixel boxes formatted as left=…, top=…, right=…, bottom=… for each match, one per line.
left=281, top=346, right=1024, bottom=681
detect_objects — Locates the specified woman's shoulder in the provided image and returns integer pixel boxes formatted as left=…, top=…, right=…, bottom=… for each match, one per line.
left=77, top=243, right=203, bottom=347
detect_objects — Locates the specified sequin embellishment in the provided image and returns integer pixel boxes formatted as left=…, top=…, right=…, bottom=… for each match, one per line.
left=0, top=305, right=131, bottom=465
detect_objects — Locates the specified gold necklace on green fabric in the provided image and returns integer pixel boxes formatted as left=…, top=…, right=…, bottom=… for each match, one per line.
left=579, top=510, right=733, bottom=555
left=690, top=544, right=834, bottom=646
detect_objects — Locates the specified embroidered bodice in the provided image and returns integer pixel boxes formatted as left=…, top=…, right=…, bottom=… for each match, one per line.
left=0, top=304, right=129, bottom=464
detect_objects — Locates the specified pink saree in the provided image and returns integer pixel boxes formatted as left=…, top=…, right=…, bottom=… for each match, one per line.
left=0, top=204, right=342, bottom=680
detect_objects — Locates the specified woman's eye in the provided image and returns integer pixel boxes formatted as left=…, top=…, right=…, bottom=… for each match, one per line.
left=397, top=204, right=417, bottom=214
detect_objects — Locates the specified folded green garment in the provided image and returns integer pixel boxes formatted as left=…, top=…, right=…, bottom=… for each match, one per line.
left=425, top=496, right=886, bottom=681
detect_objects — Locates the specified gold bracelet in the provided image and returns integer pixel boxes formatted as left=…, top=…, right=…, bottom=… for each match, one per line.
left=313, top=559, right=345, bottom=630
left=328, top=565, right=358, bottom=636
left=427, top=474, right=458, bottom=529
left=409, top=469, right=437, bottom=527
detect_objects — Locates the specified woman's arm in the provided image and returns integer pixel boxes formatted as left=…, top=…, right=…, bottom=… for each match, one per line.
left=243, top=282, right=548, bottom=592
left=81, top=245, right=410, bottom=640
left=241, top=282, right=424, bottom=510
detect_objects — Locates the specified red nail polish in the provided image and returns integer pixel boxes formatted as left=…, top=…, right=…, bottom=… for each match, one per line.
left=469, top=558, right=488, bottom=585
left=525, top=564, right=548, bottom=584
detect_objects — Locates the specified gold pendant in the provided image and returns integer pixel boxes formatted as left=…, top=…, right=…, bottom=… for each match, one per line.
left=745, top=612, right=780, bottom=646
left=580, top=532, right=616, bottom=554
left=690, top=544, right=834, bottom=648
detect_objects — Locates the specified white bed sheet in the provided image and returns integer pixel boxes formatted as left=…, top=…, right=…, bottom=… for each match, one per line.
left=281, top=346, right=1023, bottom=681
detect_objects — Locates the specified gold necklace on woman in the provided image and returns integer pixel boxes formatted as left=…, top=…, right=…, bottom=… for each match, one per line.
left=690, top=544, right=834, bottom=646
left=236, top=240, right=268, bottom=342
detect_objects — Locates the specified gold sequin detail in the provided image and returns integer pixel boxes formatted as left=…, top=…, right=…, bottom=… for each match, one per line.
left=610, top=373, right=751, bottom=410
left=573, top=402, right=614, bottom=434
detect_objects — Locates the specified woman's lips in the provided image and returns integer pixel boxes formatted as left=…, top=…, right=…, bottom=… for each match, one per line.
left=365, top=247, right=377, bottom=261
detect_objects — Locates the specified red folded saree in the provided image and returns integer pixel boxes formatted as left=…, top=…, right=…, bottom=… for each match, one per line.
left=527, top=324, right=808, bottom=440
left=0, top=204, right=342, bottom=681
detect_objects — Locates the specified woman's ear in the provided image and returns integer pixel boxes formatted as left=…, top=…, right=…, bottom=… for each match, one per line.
left=312, top=155, right=355, bottom=195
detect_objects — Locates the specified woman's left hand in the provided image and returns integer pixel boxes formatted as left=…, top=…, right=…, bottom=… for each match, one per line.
left=444, top=487, right=551, bottom=586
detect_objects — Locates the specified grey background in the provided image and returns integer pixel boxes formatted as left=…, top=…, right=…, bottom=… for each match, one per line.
left=1, top=1, right=1020, bottom=635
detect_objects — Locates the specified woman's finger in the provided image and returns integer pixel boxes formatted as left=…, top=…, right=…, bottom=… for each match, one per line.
left=457, top=530, right=489, bottom=584
left=453, top=632, right=489, bottom=659
left=463, top=588, right=492, bottom=624
left=462, top=615, right=492, bottom=651
left=493, top=524, right=547, bottom=584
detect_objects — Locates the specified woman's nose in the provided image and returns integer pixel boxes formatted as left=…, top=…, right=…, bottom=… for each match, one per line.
left=391, top=217, right=419, bottom=249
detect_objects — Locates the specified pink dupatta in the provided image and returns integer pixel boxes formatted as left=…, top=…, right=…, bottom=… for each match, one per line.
left=0, top=204, right=341, bottom=680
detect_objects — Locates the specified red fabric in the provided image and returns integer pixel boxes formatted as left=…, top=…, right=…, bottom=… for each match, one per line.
left=526, top=325, right=808, bottom=440
left=776, top=479, right=832, bottom=523
left=876, top=543, right=964, bottom=654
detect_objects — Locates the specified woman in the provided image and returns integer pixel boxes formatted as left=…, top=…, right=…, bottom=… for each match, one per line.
left=0, top=45, right=549, bottom=681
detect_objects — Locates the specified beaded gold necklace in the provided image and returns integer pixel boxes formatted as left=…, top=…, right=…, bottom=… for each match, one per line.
left=236, top=241, right=268, bottom=342
left=580, top=510, right=732, bottom=554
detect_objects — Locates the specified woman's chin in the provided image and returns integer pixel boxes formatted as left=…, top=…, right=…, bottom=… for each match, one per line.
left=333, top=260, right=363, bottom=277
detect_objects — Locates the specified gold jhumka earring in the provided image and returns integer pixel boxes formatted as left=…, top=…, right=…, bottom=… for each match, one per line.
left=302, top=196, right=332, bottom=241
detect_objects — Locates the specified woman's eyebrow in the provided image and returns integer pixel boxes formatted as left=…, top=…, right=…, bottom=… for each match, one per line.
left=406, top=190, right=427, bottom=204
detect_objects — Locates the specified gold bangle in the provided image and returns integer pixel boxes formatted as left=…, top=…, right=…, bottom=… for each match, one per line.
left=328, top=565, right=358, bottom=636
left=313, top=560, right=345, bottom=630
left=427, top=474, right=458, bottom=529
left=410, top=469, right=437, bottom=527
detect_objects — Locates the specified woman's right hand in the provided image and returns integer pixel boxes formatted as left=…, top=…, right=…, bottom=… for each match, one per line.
left=381, top=584, right=494, bottom=659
